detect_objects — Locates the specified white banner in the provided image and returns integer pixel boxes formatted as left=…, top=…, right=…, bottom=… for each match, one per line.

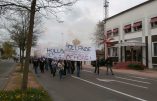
left=64, top=44, right=96, bottom=61
left=47, top=48, right=64, bottom=60
left=46, top=45, right=96, bottom=61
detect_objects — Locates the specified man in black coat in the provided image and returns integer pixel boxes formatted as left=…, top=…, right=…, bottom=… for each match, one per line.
left=94, top=57, right=100, bottom=75
left=33, top=58, right=39, bottom=74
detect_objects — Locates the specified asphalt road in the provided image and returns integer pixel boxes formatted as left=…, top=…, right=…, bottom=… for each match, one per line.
left=0, top=59, right=15, bottom=90
left=34, top=66, right=157, bottom=101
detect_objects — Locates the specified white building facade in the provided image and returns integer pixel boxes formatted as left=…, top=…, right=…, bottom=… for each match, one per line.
left=105, top=0, right=157, bottom=69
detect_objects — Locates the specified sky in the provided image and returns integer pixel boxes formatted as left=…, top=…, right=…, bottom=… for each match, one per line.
left=0, top=0, right=148, bottom=49
left=37, top=0, right=148, bottom=49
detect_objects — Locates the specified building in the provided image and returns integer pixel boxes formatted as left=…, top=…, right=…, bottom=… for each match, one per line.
left=105, top=0, right=157, bottom=69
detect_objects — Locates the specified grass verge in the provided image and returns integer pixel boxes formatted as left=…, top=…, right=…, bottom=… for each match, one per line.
left=0, top=63, right=52, bottom=101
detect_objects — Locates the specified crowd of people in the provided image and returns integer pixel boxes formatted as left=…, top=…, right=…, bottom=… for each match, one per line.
left=32, top=56, right=114, bottom=80
left=32, top=57, right=82, bottom=79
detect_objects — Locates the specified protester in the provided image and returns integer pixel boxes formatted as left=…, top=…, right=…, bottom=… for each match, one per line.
left=64, top=60, right=67, bottom=75
left=80, top=61, right=83, bottom=70
left=105, top=57, right=114, bottom=75
left=94, top=57, right=100, bottom=75
left=67, top=60, right=71, bottom=74
left=39, top=58, right=45, bottom=73
left=50, top=60, right=57, bottom=77
left=71, top=61, right=75, bottom=74
left=33, top=57, right=39, bottom=74
left=76, top=61, right=81, bottom=77
left=58, top=60, right=64, bottom=80
left=45, top=58, right=49, bottom=71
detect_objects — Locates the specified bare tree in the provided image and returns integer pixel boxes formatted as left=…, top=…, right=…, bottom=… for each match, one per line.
left=0, top=0, right=78, bottom=90
left=92, top=21, right=104, bottom=47
left=6, top=11, right=41, bottom=71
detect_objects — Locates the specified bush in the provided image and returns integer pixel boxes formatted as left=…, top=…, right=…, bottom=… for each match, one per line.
left=128, top=63, right=144, bottom=70
left=0, top=88, right=52, bottom=101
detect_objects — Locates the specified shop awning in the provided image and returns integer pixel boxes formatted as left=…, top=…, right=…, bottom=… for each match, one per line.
left=115, top=40, right=146, bottom=47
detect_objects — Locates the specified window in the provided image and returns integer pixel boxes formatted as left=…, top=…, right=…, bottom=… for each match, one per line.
left=113, top=28, right=119, bottom=36
left=153, top=42, right=157, bottom=56
left=107, top=30, right=112, bottom=38
left=150, top=17, right=157, bottom=28
left=133, top=21, right=142, bottom=31
left=124, top=24, right=131, bottom=33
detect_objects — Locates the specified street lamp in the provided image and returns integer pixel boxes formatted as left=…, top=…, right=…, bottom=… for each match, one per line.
left=104, top=0, right=109, bottom=59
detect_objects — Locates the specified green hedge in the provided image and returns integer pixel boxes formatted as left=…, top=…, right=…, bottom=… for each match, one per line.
left=0, top=88, right=52, bottom=101
left=128, top=63, right=144, bottom=70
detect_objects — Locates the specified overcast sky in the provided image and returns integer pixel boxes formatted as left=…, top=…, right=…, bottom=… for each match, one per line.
left=0, top=0, right=148, bottom=49
left=37, top=0, right=148, bottom=48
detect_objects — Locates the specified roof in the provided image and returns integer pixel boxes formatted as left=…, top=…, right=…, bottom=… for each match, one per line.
left=106, top=0, right=155, bottom=21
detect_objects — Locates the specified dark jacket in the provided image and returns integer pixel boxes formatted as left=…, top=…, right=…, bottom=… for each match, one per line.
left=105, top=57, right=113, bottom=66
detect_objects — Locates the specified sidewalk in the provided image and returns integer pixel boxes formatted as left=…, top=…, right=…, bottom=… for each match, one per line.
left=83, top=64, right=157, bottom=79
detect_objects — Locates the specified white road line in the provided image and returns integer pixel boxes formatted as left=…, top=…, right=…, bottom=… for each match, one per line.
left=128, top=75, right=148, bottom=80
left=97, top=78, right=148, bottom=89
left=72, top=76, right=147, bottom=101
left=82, top=70, right=93, bottom=73
left=115, top=76, right=151, bottom=84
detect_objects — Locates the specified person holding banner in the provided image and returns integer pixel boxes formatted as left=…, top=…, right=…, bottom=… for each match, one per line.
left=76, top=61, right=81, bottom=77
left=71, top=61, right=75, bottom=74
left=94, top=57, right=100, bottom=75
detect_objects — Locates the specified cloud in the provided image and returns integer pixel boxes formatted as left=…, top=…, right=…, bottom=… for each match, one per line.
left=38, top=0, right=147, bottom=48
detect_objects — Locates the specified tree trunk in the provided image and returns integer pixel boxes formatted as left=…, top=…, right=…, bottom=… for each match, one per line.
left=21, top=49, right=24, bottom=72
left=20, top=47, right=22, bottom=63
left=21, top=0, right=36, bottom=90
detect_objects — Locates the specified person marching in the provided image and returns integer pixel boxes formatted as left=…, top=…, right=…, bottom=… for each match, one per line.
left=58, top=60, right=64, bottom=80
left=105, top=57, right=114, bottom=75
left=39, top=58, right=45, bottom=73
left=33, top=57, right=39, bottom=74
left=94, top=57, right=100, bottom=75
left=50, top=60, right=57, bottom=77
left=76, top=61, right=81, bottom=77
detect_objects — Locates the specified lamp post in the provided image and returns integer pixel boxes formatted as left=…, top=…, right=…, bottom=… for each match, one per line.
left=104, top=0, right=109, bottom=59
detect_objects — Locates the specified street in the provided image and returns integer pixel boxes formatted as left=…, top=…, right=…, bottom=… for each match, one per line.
left=0, top=60, right=15, bottom=90
left=34, top=66, right=157, bottom=101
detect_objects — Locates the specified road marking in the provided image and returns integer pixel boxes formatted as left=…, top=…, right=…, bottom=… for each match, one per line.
left=72, top=76, right=147, bottom=101
left=115, top=76, right=151, bottom=84
left=128, top=75, right=148, bottom=80
left=97, top=78, right=148, bottom=89
left=82, top=70, right=93, bottom=73
left=96, top=78, right=115, bottom=82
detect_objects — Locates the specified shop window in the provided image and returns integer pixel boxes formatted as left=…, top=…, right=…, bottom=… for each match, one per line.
left=113, top=28, right=119, bottom=36
left=150, top=17, right=157, bottom=28
left=107, top=30, right=112, bottom=38
left=153, top=42, right=157, bottom=56
left=133, top=21, right=142, bottom=31
left=124, top=24, right=131, bottom=33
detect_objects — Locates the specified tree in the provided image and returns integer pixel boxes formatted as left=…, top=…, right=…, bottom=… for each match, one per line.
left=92, top=21, right=104, bottom=47
left=7, top=11, right=41, bottom=71
left=2, top=41, right=15, bottom=58
left=0, top=0, right=77, bottom=90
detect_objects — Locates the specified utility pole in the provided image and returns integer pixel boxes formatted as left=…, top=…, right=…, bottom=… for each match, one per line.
left=104, top=0, right=109, bottom=59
